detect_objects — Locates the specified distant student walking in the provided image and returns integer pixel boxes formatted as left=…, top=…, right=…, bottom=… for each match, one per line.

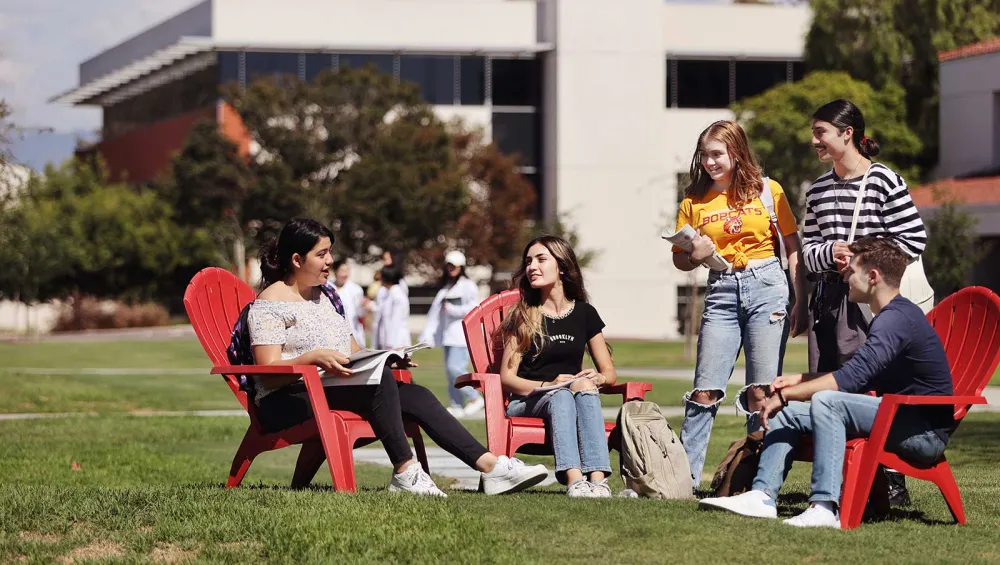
left=419, top=250, right=486, bottom=418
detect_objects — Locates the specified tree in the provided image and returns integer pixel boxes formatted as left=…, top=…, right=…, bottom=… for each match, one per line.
left=155, top=120, right=255, bottom=280
left=732, top=71, right=921, bottom=218
left=805, top=0, right=1000, bottom=173
left=0, top=160, right=190, bottom=304
left=444, top=129, right=538, bottom=273
left=224, top=67, right=472, bottom=269
left=922, top=188, right=988, bottom=298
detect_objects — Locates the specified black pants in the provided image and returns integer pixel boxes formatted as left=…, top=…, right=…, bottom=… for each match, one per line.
left=808, top=278, right=870, bottom=373
left=257, top=365, right=488, bottom=469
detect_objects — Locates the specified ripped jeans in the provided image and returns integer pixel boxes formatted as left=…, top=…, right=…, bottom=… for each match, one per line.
left=506, top=387, right=611, bottom=483
left=681, top=258, right=790, bottom=487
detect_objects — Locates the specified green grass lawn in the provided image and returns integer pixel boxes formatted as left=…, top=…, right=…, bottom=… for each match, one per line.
left=3, top=412, right=1000, bottom=564
left=2, top=338, right=1000, bottom=563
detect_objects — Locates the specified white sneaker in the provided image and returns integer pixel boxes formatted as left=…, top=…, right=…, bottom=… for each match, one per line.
left=567, top=479, right=595, bottom=498
left=388, top=463, right=447, bottom=498
left=783, top=503, right=841, bottom=529
left=446, top=404, right=465, bottom=418
left=699, top=490, right=777, bottom=518
left=481, top=456, right=549, bottom=495
left=589, top=478, right=612, bottom=498
left=463, top=396, right=485, bottom=417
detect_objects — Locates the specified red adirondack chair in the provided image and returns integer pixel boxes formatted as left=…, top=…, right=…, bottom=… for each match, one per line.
left=455, top=289, right=653, bottom=458
left=800, top=286, right=999, bottom=529
left=183, top=267, right=428, bottom=492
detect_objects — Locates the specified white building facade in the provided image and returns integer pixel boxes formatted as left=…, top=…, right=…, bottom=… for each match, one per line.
left=54, top=0, right=811, bottom=339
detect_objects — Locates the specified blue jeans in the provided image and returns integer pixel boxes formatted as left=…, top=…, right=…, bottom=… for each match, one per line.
left=443, top=346, right=479, bottom=406
left=681, top=258, right=789, bottom=486
left=752, top=390, right=948, bottom=504
left=506, top=388, right=611, bottom=483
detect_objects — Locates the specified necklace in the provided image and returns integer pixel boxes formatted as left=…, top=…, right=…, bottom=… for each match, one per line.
left=543, top=300, right=576, bottom=320
left=832, top=158, right=864, bottom=229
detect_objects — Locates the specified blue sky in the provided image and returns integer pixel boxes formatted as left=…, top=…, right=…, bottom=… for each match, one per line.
left=0, top=0, right=199, bottom=134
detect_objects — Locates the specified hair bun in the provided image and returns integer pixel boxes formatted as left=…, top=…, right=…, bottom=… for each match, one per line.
left=860, top=136, right=881, bottom=158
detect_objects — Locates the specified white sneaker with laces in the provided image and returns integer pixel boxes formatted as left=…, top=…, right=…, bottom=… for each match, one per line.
left=446, top=404, right=465, bottom=418
left=567, top=479, right=595, bottom=498
left=481, top=456, right=549, bottom=495
left=783, top=503, right=841, bottom=529
left=463, top=396, right=486, bottom=417
left=589, top=478, right=612, bottom=498
left=388, top=463, right=448, bottom=497
left=699, top=490, right=777, bottom=518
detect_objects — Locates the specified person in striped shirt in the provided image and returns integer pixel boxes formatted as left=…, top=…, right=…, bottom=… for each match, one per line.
left=803, top=99, right=928, bottom=506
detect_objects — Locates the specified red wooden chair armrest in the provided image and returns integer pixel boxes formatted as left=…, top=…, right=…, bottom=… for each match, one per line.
left=600, top=381, right=653, bottom=402
left=455, top=372, right=500, bottom=390
left=211, top=365, right=318, bottom=376
left=879, top=394, right=986, bottom=407
left=212, top=365, right=412, bottom=383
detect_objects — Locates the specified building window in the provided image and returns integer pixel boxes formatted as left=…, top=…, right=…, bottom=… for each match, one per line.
left=491, top=58, right=540, bottom=107
left=734, top=61, right=789, bottom=101
left=492, top=111, right=538, bottom=168
left=522, top=171, right=542, bottom=219
left=668, top=58, right=805, bottom=108
left=792, top=61, right=806, bottom=82
left=304, top=53, right=332, bottom=82
left=460, top=56, right=486, bottom=105
left=399, top=55, right=455, bottom=105
left=218, top=52, right=241, bottom=86
left=676, top=59, right=730, bottom=109
left=244, top=52, right=299, bottom=83
left=339, top=53, right=395, bottom=76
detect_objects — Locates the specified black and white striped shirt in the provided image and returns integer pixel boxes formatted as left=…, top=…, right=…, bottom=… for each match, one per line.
left=802, top=163, right=927, bottom=274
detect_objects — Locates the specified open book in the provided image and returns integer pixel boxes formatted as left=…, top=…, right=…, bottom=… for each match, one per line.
left=661, top=225, right=731, bottom=271
left=321, top=342, right=431, bottom=386
left=529, top=375, right=595, bottom=395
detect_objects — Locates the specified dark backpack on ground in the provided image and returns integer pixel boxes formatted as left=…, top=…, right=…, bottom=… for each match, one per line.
left=710, top=431, right=765, bottom=497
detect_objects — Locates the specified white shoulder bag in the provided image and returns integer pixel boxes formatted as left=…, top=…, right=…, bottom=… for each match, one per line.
left=848, top=164, right=935, bottom=322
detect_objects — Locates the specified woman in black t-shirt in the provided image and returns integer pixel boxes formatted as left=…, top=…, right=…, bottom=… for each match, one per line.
left=497, top=235, right=618, bottom=498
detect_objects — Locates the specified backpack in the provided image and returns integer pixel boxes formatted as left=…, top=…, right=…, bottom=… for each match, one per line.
left=710, top=431, right=765, bottom=497
left=615, top=401, right=694, bottom=499
left=226, top=283, right=346, bottom=392
left=757, top=176, right=788, bottom=270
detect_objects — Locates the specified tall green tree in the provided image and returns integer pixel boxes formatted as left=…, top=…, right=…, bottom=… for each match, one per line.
left=805, top=0, right=1000, bottom=173
left=224, top=67, right=470, bottom=269
left=732, top=71, right=921, bottom=218
left=923, top=188, right=989, bottom=297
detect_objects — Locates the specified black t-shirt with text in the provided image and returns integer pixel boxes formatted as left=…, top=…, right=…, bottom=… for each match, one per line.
left=517, top=301, right=605, bottom=382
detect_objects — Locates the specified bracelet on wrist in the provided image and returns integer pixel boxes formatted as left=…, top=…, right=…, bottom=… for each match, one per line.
left=777, top=389, right=788, bottom=407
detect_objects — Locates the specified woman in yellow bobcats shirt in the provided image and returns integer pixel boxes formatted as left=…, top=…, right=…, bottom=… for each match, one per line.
left=673, top=120, right=809, bottom=489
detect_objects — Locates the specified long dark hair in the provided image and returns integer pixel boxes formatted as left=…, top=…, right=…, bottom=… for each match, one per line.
left=439, top=265, right=467, bottom=288
left=812, top=99, right=881, bottom=159
left=500, top=235, right=589, bottom=356
left=258, top=218, right=335, bottom=290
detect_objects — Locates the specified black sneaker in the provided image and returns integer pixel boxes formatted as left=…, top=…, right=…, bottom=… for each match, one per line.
left=885, top=469, right=911, bottom=507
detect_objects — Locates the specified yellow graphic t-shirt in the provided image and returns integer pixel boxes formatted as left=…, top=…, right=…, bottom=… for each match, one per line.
left=674, top=179, right=797, bottom=269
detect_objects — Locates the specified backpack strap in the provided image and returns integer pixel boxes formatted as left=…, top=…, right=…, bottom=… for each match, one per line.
left=758, top=177, right=788, bottom=270
left=320, top=283, right=347, bottom=318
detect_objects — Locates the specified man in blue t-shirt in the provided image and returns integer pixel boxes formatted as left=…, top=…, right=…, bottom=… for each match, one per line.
left=699, top=237, right=954, bottom=528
